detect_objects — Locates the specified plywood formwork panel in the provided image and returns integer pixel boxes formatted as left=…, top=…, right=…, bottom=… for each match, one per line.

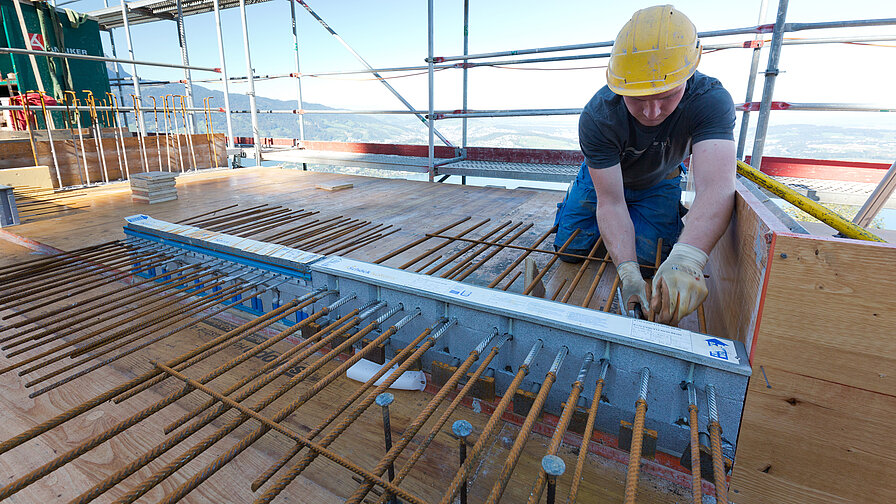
left=729, top=233, right=896, bottom=503
left=702, top=182, right=787, bottom=346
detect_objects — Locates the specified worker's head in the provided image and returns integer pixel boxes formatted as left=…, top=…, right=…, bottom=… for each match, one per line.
left=607, top=5, right=701, bottom=124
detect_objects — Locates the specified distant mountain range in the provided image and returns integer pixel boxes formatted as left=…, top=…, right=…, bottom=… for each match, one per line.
left=109, top=67, right=896, bottom=163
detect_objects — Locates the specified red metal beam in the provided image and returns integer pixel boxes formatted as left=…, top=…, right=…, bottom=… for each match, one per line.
left=228, top=139, right=890, bottom=184
left=746, top=155, right=890, bottom=184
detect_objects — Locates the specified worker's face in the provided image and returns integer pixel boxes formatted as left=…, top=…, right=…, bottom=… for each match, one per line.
left=622, top=84, right=686, bottom=127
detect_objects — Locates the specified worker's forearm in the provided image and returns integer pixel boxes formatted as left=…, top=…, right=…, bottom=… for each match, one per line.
left=678, top=188, right=735, bottom=254
left=596, top=202, right=638, bottom=265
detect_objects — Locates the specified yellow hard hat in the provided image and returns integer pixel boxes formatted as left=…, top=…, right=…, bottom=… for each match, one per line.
left=606, top=5, right=702, bottom=97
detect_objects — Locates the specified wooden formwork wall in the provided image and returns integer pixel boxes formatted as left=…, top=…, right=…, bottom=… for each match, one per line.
left=709, top=184, right=896, bottom=502
left=0, top=133, right=227, bottom=187
left=729, top=233, right=896, bottom=503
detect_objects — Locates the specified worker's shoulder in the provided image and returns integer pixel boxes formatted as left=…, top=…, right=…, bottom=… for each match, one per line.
left=683, top=71, right=733, bottom=107
left=581, top=85, right=625, bottom=123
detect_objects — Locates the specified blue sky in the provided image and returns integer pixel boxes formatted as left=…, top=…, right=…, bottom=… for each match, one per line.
left=63, top=0, right=896, bottom=130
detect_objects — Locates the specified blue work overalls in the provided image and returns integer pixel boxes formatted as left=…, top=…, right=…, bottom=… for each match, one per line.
left=553, top=162, right=684, bottom=266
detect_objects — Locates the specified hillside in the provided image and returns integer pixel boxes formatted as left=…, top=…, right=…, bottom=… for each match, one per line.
left=109, top=68, right=896, bottom=162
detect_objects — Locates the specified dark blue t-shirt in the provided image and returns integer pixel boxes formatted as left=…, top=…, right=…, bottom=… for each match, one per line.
left=578, top=71, right=735, bottom=191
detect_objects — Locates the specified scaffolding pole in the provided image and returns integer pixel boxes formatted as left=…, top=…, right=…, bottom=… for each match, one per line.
left=239, top=0, right=262, bottom=162
left=120, top=0, right=145, bottom=135
left=462, top=0, right=469, bottom=149
left=176, top=0, right=198, bottom=134
left=294, top=0, right=453, bottom=148
left=0, top=47, right=220, bottom=72
left=736, top=0, right=769, bottom=160
left=428, top=0, right=435, bottom=182
left=750, top=0, right=789, bottom=170
left=289, top=0, right=306, bottom=143
left=211, top=0, right=235, bottom=150
left=104, top=2, right=128, bottom=128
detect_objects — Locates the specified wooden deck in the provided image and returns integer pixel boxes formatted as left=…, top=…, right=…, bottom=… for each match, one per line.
left=0, top=166, right=698, bottom=503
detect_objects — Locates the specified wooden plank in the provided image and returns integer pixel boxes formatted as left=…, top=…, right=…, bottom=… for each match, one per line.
left=729, top=232, right=896, bottom=503
left=316, top=181, right=353, bottom=192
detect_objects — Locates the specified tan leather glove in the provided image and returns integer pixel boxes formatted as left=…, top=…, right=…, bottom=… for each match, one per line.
left=651, top=243, right=709, bottom=324
left=617, top=261, right=648, bottom=315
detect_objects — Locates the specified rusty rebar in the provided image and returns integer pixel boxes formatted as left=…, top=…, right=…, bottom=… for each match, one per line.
left=439, top=339, right=543, bottom=504
left=0, top=240, right=115, bottom=279
left=75, top=297, right=366, bottom=504
left=317, top=224, right=391, bottom=256
left=624, top=367, right=651, bottom=504
left=527, top=352, right=593, bottom=504
left=2, top=260, right=216, bottom=347
left=432, top=229, right=642, bottom=268
left=399, top=219, right=491, bottom=270
left=162, top=296, right=368, bottom=434
left=524, top=229, right=580, bottom=295
left=175, top=203, right=241, bottom=224
left=217, top=209, right=303, bottom=235
left=441, top=222, right=525, bottom=279
left=0, top=241, right=130, bottom=291
left=422, top=221, right=511, bottom=275
left=78, top=304, right=381, bottom=504
left=488, top=226, right=555, bottom=289
left=0, top=290, right=323, bottom=459
left=286, top=219, right=367, bottom=249
left=264, top=215, right=343, bottom=243
left=1, top=260, right=202, bottom=334
left=111, top=291, right=330, bottom=405
left=0, top=292, right=329, bottom=501
left=25, top=281, right=258, bottom=396
left=234, top=210, right=318, bottom=238
left=560, top=238, right=604, bottom=303
left=0, top=241, right=146, bottom=292
left=34, top=273, right=237, bottom=365
left=125, top=303, right=408, bottom=504
left=485, top=346, right=568, bottom=504
left=2, top=265, right=222, bottom=357
left=454, top=223, right=533, bottom=282
left=707, top=384, right=728, bottom=504
left=1, top=259, right=203, bottom=339
left=501, top=270, right=523, bottom=291
left=204, top=206, right=287, bottom=232
left=374, top=216, right=472, bottom=264
left=1, top=274, right=231, bottom=376
left=567, top=354, right=610, bottom=504
left=689, top=405, right=703, bottom=504
left=0, top=249, right=171, bottom=309
left=347, top=330, right=511, bottom=504
left=252, top=319, right=455, bottom=502
left=154, top=363, right=428, bottom=504
left=314, top=223, right=390, bottom=255
left=183, top=203, right=270, bottom=227
left=340, top=227, right=402, bottom=256
left=275, top=217, right=353, bottom=246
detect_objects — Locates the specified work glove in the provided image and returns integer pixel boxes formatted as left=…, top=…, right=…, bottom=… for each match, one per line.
left=617, top=261, right=649, bottom=316
left=651, top=243, right=709, bottom=325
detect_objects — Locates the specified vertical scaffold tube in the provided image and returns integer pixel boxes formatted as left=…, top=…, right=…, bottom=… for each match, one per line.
left=624, top=367, right=650, bottom=504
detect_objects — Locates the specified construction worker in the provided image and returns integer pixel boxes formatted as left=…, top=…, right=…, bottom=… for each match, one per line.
left=553, top=5, right=735, bottom=324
